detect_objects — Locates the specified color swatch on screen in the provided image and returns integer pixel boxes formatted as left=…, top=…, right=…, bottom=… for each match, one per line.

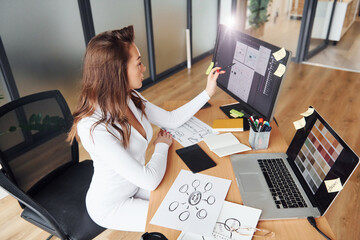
left=294, top=120, right=343, bottom=194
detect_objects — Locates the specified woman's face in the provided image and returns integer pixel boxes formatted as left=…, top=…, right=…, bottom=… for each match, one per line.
left=127, top=43, right=146, bottom=90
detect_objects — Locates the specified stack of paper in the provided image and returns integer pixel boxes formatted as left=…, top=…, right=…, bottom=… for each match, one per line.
left=178, top=201, right=262, bottom=240
left=204, top=133, right=251, bottom=157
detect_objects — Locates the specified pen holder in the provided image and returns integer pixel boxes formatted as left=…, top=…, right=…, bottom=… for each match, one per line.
left=249, top=127, right=271, bottom=150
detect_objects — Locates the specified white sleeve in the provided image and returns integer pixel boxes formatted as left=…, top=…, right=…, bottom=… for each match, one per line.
left=143, top=90, right=210, bottom=129
left=78, top=122, right=169, bottom=191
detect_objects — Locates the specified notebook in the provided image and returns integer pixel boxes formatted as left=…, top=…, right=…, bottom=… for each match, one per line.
left=212, top=118, right=245, bottom=132
left=231, top=107, right=359, bottom=219
left=204, top=133, right=251, bottom=157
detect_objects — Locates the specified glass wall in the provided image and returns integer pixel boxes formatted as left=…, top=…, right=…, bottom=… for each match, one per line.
left=219, top=0, right=233, bottom=25
left=0, top=0, right=85, bottom=111
left=0, top=71, right=11, bottom=107
left=245, top=0, right=302, bottom=58
left=91, top=0, right=150, bottom=79
left=192, top=0, right=218, bottom=58
left=152, top=0, right=187, bottom=75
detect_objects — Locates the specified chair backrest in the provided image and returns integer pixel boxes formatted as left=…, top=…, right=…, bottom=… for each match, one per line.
left=0, top=90, right=78, bottom=195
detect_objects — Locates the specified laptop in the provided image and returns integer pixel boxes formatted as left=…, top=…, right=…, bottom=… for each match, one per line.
left=231, top=107, right=359, bottom=219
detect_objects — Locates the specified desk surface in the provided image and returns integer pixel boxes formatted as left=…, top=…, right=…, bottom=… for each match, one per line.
left=145, top=100, right=336, bottom=240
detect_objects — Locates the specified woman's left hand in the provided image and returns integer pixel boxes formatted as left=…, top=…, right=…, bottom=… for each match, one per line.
left=205, top=67, right=225, bottom=97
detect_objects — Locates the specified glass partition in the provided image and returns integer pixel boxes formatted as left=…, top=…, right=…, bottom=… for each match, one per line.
left=245, top=0, right=302, bottom=58
left=0, top=0, right=85, bottom=111
left=0, top=71, right=11, bottom=107
left=91, top=0, right=150, bottom=79
left=219, top=0, right=233, bottom=25
left=192, top=0, right=218, bottom=58
left=152, top=0, right=187, bottom=75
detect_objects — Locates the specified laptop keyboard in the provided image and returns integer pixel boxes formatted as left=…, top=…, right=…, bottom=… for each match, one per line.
left=258, top=159, right=308, bottom=209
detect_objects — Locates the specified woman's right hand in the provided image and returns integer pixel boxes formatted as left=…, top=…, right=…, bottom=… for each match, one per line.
left=154, top=129, right=173, bottom=146
left=205, top=67, right=225, bottom=97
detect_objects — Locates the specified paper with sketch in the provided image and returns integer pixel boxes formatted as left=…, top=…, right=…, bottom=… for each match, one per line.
left=164, top=116, right=218, bottom=147
left=151, top=170, right=231, bottom=236
left=204, top=133, right=251, bottom=157
left=178, top=201, right=262, bottom=240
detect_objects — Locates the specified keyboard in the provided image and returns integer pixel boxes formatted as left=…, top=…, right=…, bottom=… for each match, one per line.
left=258, top=158, right=308, bottom=209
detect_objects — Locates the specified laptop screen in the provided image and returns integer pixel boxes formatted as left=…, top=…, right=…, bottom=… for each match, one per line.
left=287, top=108, right=359, bottom=215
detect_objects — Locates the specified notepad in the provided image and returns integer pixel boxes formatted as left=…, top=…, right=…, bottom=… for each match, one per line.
left=212, top=118, right=244, bottom=132
left=204, top=133, right=251, bottom=157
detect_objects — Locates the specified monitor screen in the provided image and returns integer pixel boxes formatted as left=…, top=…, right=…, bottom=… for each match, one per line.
left=213, top=24, right=291, bottom=121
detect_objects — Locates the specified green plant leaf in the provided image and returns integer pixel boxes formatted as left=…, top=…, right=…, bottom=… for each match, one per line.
left=9, top=126, right=17, bottom=132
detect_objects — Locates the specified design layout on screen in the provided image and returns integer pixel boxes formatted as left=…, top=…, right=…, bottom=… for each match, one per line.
left=294, top=120, right=343, bottom=194
left=216, top=32, right=285, bottom=119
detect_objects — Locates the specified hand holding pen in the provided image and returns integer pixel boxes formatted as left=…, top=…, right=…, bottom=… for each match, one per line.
left=206, top=67, right=225, bottom=97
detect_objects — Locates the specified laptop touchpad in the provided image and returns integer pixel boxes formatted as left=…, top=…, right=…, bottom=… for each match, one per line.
left=239, top=173, right=265, bottom=192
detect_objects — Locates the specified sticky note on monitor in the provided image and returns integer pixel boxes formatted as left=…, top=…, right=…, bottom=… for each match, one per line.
left=293, top=117, right=306, bottom=130
left=274, top=63, right=286, bottom=77
left=273, top=47, right=286, bottom=61
left=206, top=61, right=214, bottom=75
left=300, top=107, right=314, bottom=117
left=325, top=178, right=343, bottom=193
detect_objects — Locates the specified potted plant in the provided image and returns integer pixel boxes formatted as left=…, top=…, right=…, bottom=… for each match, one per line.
left=247, top=0, right=272, bottom=36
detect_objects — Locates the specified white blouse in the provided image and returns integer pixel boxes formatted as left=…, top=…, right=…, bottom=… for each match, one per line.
left=77, top=90, right=210, bottom=223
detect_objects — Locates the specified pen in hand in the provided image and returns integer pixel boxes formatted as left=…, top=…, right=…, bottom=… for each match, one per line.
left=213, top=62, right=236, bottom=74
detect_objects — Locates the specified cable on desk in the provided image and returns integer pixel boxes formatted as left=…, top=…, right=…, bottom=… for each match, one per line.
left=273, top=116, right=279, bottom=127
left=307, top=216, right=331, bottom=240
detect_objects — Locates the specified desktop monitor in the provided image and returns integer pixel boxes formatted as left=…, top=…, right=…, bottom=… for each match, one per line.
left=213, top=24, right=292, bottom=121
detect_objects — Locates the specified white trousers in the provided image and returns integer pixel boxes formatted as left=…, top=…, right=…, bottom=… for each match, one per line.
left=97, top=188, right=151, bottom=232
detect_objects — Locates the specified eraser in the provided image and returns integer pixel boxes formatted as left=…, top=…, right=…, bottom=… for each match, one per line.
left=206, top=62, right=214, bottom=75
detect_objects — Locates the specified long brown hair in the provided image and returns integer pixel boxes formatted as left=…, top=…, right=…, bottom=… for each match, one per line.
left=68, top=25, right=146, bottom=148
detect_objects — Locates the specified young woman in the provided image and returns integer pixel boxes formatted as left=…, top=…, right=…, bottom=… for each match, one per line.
left=68, top=25, right=224, bottom=232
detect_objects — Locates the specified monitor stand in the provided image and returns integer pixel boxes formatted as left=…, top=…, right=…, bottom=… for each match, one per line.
left=219, top=102, right=252, bottom=131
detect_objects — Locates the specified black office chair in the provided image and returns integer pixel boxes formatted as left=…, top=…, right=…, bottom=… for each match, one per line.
left=0, top=90, right=105, bottom=240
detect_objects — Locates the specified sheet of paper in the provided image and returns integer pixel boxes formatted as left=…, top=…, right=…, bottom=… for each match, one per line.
left=300, top=107, right=314, bottom=117
left=293, top=117, right=306, bottom=130
left=151, top=170, right=231, bottom=236
left=178, top=201, right=262, bottom=240
left=274, top=63, right=286, bottom=77
left=272, top=47, right=286, bottom=61
left=164, top=116, right=218, bottom=147
left=325, top=178, right=343, bottom=193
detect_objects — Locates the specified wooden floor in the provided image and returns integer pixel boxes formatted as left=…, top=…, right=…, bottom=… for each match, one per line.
left=306, top=19, right=360, bottom=72
left=1, top=55, right=360, bottom=240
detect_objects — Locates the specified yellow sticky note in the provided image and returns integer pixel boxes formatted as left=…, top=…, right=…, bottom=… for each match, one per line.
left=206, top=62, right=214, bottom=75
left=300, top=107, right=314, bottom=117
left=274, top=64, right=286, bottom=77
left=230, top=109, right=244, bottom=117
left=293, top=117, right=306, bottom=130
left=273, top=47, right=286, bottom=61
left=230, top=113, right=239, bottom=118
left=325, top=178, right=343, bottom=193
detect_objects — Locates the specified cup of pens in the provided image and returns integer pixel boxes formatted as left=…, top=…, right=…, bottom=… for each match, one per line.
left=248, top=117, right=272, bottom=150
